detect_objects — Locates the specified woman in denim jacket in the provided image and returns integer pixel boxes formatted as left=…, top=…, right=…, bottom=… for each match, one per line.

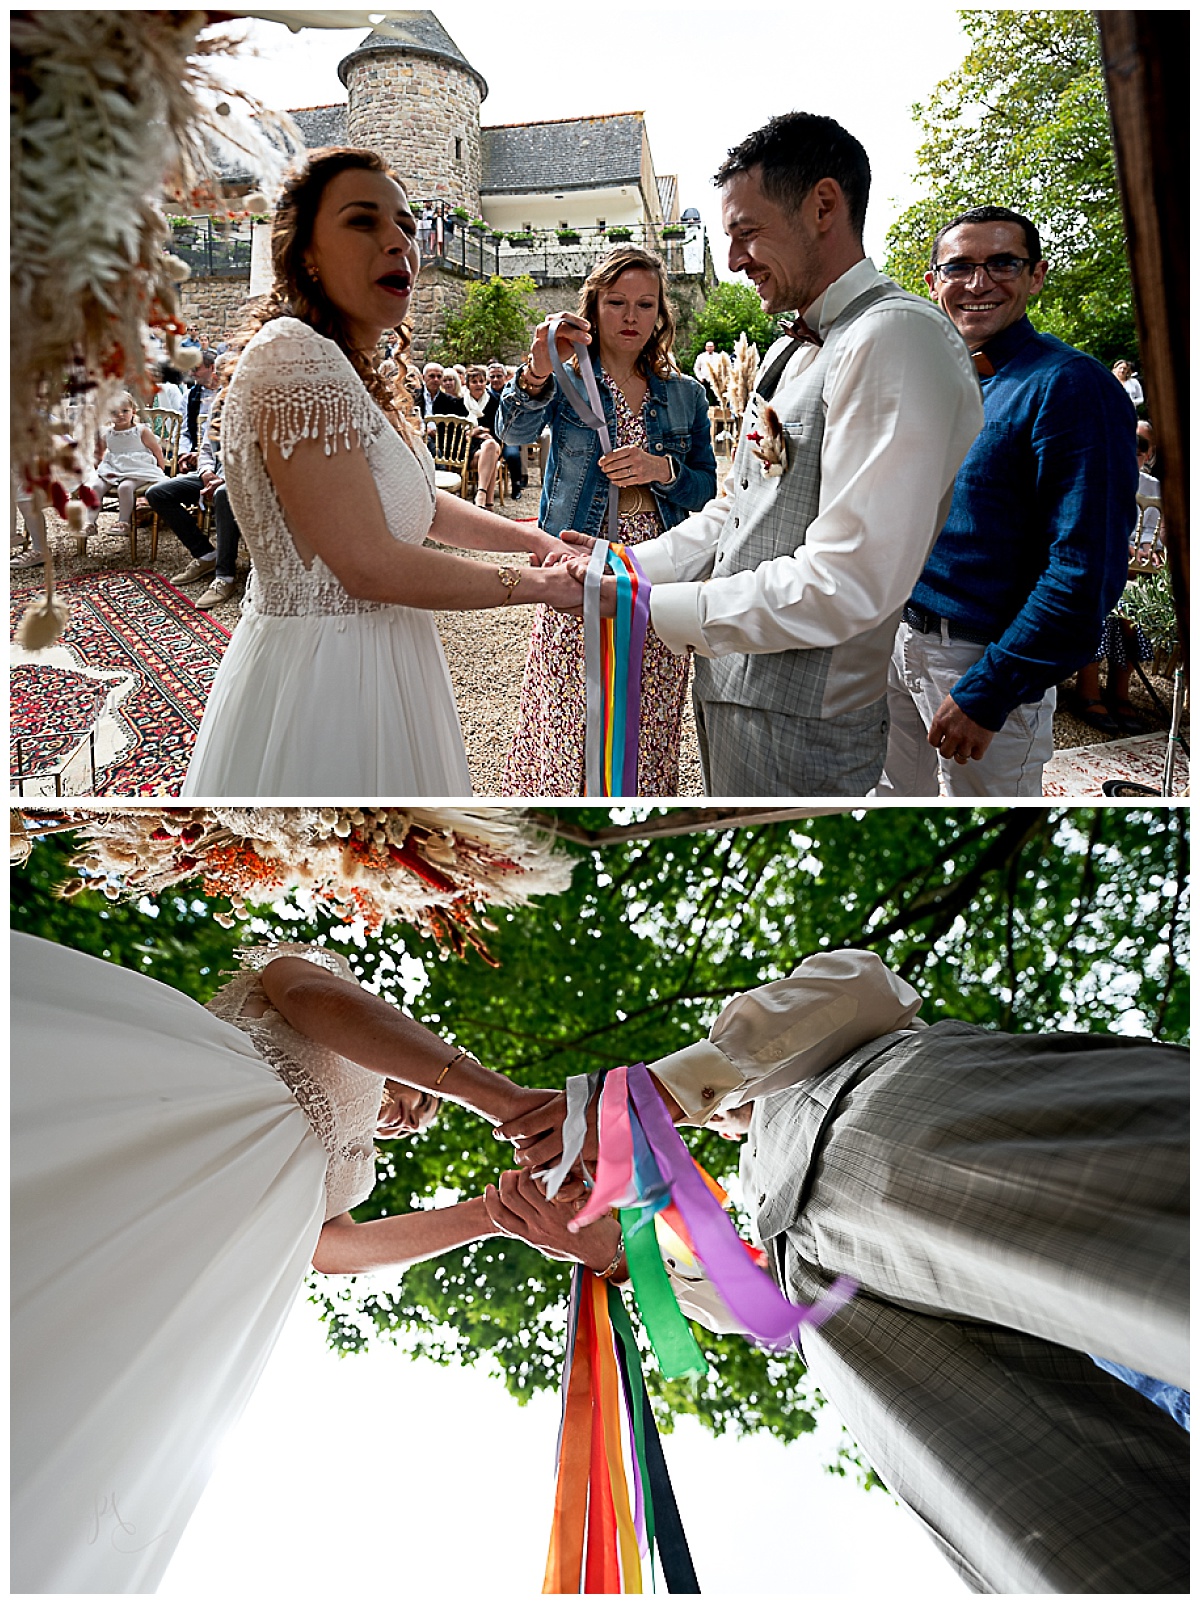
left=498, top=248, right=717, bottom=794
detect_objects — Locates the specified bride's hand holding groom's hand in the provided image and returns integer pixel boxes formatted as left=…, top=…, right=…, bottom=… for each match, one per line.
left=484, top=1169, right=623, bottom=1274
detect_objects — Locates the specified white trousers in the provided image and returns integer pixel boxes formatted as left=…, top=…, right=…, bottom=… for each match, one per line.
left=876, top=622, right=1055, bottom=798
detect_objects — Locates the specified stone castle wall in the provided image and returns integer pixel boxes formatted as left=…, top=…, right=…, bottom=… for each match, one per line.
left=177, top=264, right=710, bottom=368
left=346, top=55, right=482, bottom=214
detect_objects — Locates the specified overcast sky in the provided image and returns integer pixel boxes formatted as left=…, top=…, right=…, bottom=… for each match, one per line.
left=212, top=4, right=974, bottom=272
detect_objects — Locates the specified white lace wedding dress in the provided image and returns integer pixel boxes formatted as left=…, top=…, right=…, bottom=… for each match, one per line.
left=181, top=317, right=473, bottom=797
left=12, top=934, right=384, bottom=1593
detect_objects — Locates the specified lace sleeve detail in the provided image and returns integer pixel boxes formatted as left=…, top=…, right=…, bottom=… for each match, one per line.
left=233, top=319, right=382, bottom=461
left=230, top=941, right=357, bottom=981
left=204, top=939, right=382, bottom=1220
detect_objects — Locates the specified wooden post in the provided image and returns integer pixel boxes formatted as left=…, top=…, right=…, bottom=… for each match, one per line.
left=1095, top=11, right=1189, bottom=673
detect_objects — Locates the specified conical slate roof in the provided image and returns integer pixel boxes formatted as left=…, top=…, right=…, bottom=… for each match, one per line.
left=337, top=13, right=487, bottom=99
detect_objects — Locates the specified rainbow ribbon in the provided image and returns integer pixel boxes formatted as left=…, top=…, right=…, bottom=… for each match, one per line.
left=543, top=1064, right=856, bottom=1592
left=544, top=314, right=653, bottom=797
left=543, top=1268, right=699, bottom=1595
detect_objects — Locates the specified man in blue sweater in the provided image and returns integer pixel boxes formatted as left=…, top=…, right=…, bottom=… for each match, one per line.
left=877, top=206, right=1138, bottom=796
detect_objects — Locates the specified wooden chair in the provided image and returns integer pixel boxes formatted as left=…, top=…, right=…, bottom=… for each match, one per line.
left=429, top=415, right=474, bottom=497
left=82, top=407, right=183, bottom=562
left=708, top=406, right=736, bottom=460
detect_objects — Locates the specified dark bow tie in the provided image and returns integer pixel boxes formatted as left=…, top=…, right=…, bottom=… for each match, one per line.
left=784, top=317, right=824, bottom=347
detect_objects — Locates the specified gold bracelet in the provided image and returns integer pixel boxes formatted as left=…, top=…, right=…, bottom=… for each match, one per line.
left=496, top=563, right=522, bottom=602
left=435, top=1045, right=470, bottom=1086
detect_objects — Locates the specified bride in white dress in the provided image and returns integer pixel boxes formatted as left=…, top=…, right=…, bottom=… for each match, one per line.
left=12, top=932, right=619, bottom=1593
left=181, top=148, right=586, bottom=797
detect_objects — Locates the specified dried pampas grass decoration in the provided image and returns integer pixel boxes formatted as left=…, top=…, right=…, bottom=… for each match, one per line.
left=15, top=545, right=69, bottom=650
left=12, top=806, right=576, bottom=962
left=11, top=10, right=302, bottom=495
left=728, top=332, right=761, bottom=422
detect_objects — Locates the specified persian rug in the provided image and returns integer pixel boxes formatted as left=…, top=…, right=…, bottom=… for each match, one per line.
left=1043, top=733, right=1188, bottom=798
left=10, top=569, right=229, bottom=795
left=10, top=663, right=112, bottom=787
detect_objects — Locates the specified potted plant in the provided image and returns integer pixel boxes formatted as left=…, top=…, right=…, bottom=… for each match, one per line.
left=489, top=229, right=505, bottom=243
left=169, top=215, right=198, bottom=245
left=468, top=217, right=486, bottom=235
left=556, top=228, right=581, bottom=244
left=661, top=224, right=687, bottom=240
left=606, top=226, right=633, bottom=242
left=451, top=206, right=470, bottom=222
left=1119, top=566, right=1181, bottom=676
left=507, top=230, right=534, bottom=246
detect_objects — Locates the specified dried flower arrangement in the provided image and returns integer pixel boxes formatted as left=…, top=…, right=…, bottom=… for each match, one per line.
left=11, top=806, right=574, bottom=961
left=727, top=332, right=760, bottom=422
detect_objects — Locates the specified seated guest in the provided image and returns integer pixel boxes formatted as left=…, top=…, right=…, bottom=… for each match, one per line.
left=77, top=391, right=167, bottom=541
left=431, top=368, right=469, bottom=417
left=484, top=362, right=527, bottom=497
left=464, top=365, right=503, bottom=510
left=418, top=361, right=443, bottom=418
left=145, top=354, right=243, bottom=592
left=179, top=348, right=218, bottom=468
left=877, top=205, right=1137, bottom=797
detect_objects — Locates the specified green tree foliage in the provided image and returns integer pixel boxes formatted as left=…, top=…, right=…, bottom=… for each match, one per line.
left=884, top=10, right=1136, bottom=365
left=435, top=273, right=543, bottom=365
left=10, top=807, right=1188, bottom=1486
left=678, top=281, right=781, bottom=373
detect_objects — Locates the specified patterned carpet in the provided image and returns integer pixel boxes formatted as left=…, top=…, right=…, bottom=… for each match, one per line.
left=10, top=569, right=229, bottom=795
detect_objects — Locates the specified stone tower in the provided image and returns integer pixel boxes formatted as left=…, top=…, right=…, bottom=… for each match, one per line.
left=338, top=14, right=487, bottom=215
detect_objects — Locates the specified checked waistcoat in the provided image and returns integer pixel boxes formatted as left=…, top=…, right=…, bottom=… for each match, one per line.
left=694, top=281, right=914, bottom=719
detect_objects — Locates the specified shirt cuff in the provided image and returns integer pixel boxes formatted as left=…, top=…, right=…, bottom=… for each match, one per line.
left=632, top=535, right=677, bottom=584
left=648, top=580, right=707, bottom=656
left=647, top=1038, right=742, bottom=1125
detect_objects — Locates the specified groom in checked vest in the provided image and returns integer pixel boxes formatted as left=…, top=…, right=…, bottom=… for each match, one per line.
left=632, top=112, right=983, bottom=795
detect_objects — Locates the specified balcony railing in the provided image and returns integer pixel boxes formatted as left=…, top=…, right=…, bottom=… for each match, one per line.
left=164, top=207, right=710, bottom=286
left=165, top=218, right=255, bottom=278
left=415, top=201, right=707, bottom=283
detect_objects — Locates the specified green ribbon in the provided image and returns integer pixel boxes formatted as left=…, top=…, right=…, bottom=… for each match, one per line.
left=620, top=1205, right=707, bottom=1379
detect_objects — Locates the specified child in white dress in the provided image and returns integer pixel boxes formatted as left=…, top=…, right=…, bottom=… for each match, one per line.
left=79, top=391, right=167, bottom=539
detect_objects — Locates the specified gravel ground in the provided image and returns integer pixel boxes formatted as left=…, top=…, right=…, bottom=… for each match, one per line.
left=19, top=474, right=1179, bottom=800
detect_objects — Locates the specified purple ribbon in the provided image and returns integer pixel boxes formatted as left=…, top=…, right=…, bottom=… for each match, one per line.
left=625, top=1063, right=855, bottom=1345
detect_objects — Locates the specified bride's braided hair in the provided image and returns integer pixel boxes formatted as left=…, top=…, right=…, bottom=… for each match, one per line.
left=237, top=146, right=421, bottom=440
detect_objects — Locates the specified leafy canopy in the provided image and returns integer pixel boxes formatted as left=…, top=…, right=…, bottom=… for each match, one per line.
left=884, top=10, right=1136, bottom=366
left=11, top=807, right=1188, bottom=1488
left=678, top=281, right=781, bottom=373
left=434, top=273, right=543, bottom=365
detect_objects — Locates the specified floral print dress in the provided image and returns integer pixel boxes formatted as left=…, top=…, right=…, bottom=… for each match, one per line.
left=503, top=371, right=691, bottom=796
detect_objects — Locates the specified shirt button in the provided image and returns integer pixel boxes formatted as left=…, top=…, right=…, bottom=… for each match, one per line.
left=758, top=1192, right=767, bottom=1206
left=733, top=517, right=740, bottom=528
left=654, top=442, right=663, bottom=451
left=741, top=478, right=749, bottom=489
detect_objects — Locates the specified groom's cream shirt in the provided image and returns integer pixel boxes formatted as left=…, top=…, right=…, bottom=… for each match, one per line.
left=649, top=948, right=922, bottom=1125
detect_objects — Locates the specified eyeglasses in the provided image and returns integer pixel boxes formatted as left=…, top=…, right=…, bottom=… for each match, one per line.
left=931, top=255, right=1033, bottom=284
left=1136, top=438, right=1153, bottom=454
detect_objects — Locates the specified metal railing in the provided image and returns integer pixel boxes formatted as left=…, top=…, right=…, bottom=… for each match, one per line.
left=414, top=200, right=707, bottom=283
left=166, top=218, right=254, bottom=279
left=164, top=205, right=709, bottom=285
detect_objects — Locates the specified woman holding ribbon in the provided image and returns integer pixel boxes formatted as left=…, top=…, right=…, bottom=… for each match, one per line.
left=498, top=248, right=717, bottom=795
left=181, top=147, right=584, bottom=798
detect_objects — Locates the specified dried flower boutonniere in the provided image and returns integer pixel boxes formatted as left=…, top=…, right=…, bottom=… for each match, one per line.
left=746, top=403, right=788, bottom=478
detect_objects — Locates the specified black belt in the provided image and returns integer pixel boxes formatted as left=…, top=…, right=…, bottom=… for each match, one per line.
left=902, top=602, right=995, bottom=647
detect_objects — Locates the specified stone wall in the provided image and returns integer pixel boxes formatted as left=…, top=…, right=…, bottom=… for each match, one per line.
left=346, top=54, right=483, bottom=214
left=177, top=276, right=258, bottom=343
left=178, top=266, right=714, bottom=369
